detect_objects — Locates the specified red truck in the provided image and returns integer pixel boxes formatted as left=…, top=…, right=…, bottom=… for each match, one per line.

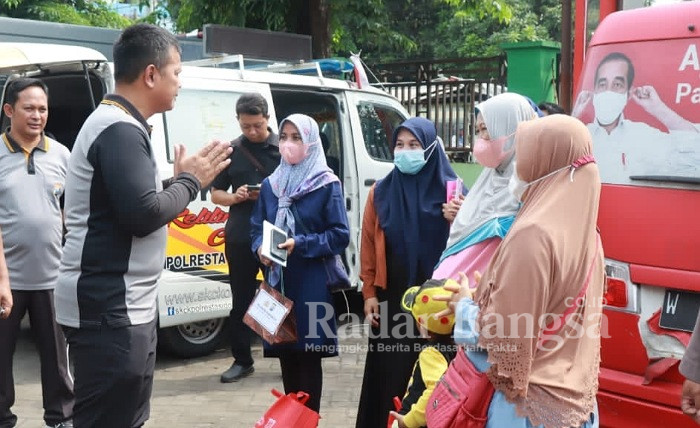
left=572, top=2, right=700, bottom=426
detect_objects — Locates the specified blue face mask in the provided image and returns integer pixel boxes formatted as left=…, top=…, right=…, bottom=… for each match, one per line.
left=394, top=140, right=438, bottom=175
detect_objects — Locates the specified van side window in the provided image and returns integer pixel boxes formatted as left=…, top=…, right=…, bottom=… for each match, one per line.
left=318, top=121, right=341, bottom=177
left=163, top=89, right=244, bottom=162
left=357, top=102, right=404, bottom=162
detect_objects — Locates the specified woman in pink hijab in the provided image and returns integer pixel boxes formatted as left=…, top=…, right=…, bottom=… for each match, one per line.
left=440, top=114, right=604, bottom=428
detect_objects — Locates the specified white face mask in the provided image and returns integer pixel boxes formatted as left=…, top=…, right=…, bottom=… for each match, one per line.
left=592, top=91, right=627, bottom=125
left=508, top=165, right=571, bottom=201
left=509, top=155, right=596, bottom=201
left=508, top=173, right=528, bottom=201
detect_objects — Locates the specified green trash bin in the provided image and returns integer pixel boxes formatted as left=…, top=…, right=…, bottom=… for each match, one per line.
left=500, top=41, right=561, bottom=105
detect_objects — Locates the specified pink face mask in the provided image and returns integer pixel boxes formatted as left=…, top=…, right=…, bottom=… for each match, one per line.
left=473, top=133, right=514, bottom=168
left=280, top=141, right=309, bottom=165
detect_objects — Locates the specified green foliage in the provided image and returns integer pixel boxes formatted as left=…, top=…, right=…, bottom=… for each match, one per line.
left=434, top=0, right=561, bottom=58
left=329, top=0, right=418, bottom=62
left=0, top=0, right=564, bottom=62
left=0, top=0, right=132, bottom=28
left=445, top=0, right=512, bottom=23
left=329, top=0, right=514, bottom=62
left=161, top=0, right=561, bottom=64
left=170, top=0, right=288, bottom=32
left=329, top=0, right=522, bottom=62
left=132, top=0, right=169, bottom=26
left=81, top=1, right=132, bottom=27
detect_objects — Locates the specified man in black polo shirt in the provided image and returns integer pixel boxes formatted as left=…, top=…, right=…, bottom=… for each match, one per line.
left=54, top=24, right=231, bottom=427
left=211, top=93, right=280, bottom=383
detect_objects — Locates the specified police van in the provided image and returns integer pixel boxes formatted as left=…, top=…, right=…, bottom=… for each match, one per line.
left=0, top=42, right=410, bottom=357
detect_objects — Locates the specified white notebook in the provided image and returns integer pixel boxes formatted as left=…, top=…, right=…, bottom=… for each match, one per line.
left=261, top=220, right=288, bottom=267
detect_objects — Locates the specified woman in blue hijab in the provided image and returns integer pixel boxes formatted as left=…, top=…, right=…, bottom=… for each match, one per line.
left=356, top=117, right=461, bottom=427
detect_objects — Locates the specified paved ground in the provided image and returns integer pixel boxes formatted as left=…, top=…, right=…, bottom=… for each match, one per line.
left=10, top=318, right=369, bottom=428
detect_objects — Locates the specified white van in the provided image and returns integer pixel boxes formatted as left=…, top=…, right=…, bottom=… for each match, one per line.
left=0, top=43, right=410, bottom=357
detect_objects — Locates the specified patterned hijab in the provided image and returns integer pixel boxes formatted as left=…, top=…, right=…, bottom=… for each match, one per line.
left=475, top=115, right=604, bottom=428
left=268, top=114, right=338, bottom=235
left=374, top=117, right=459, bottom=286
left=446, top=93, right=536, bottom=248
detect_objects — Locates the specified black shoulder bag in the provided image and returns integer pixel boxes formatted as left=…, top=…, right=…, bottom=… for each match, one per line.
left=231, top=140, right=267, bottom=174
left=289, top=204, right=352, bottom=293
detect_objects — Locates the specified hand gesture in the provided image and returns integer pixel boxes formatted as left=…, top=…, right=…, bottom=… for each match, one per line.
left=364, top=297, right=379, bottom=328
left=681, top=379, right=700, bottom=424
left=434, top=271, right=478, bottom=318
left=257, top=247, right=272, bottom=267
left=0, top=279, right=12, bottom=320
left=247, top=189, right=260, bottom=201
left=277, top=238, right=295, bottom=255
left=571, top=90, right=593, bottom=118
left=442, top=193, right=465, bottom=223
left=233, top=185, right=250, bottom=205
left=388, top=411, right=406, bottom=428
left=630, top=85, right=664, bottom=116
left=173, top=141, right=232, bottom=188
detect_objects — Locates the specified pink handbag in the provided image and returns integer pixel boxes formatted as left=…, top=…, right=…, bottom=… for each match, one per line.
left=425, top=349, right=494, bottom=428
left=427, top=234, right=602, bottom=428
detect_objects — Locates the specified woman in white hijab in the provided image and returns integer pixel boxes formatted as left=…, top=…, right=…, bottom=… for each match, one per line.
left=433, top=93, right=537, bottom=285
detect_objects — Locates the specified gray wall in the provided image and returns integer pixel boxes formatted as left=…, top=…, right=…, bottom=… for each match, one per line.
left=0, top=17, right=205, bottom=62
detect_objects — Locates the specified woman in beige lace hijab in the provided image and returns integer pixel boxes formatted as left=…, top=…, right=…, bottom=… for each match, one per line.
left=442, top=114, right=605, bottom=428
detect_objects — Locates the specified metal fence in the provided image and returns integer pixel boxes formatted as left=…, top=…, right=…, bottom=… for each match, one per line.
left=375, top=79, right=506, bottom=161
left=369, top=55, right=507, bottom=161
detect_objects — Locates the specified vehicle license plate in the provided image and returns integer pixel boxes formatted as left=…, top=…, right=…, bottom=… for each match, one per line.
left=659, top=289, right=700, bottom=332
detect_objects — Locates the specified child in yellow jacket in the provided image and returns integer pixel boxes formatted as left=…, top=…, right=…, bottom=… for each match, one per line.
left=389, top=278, right=458, bottom=428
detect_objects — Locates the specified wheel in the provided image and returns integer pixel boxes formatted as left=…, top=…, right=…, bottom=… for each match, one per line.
left=158, top=317, right=228, bottom=358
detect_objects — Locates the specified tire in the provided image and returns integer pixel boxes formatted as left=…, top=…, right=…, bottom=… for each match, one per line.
left=158, top=317, right=228, bottom=358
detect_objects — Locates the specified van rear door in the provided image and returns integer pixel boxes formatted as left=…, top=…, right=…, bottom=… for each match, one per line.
left=0, top=43, right=110, bottom=149
left=0, top=42, right=107, bottom=72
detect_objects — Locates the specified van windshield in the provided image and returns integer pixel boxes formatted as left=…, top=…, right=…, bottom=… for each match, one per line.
left=163, top=88, right=243, bottom=161
left=573, top=39, right=700, bottom=190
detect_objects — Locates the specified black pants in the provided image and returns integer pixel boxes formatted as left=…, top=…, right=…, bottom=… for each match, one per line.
left=0, top=289, right=74, bottom=428
left=226, top=241, right=263, bottom=367
left=62, top=319, right=157, bottom=428
left=278, top=352, right=323, bottom=413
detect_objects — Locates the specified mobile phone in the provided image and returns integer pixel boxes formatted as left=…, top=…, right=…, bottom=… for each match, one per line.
left=445, top=179, right=463, bottom=202
left=247, top=184, right=261, bottom=191
left=270, top=229, right=288, bottom=262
